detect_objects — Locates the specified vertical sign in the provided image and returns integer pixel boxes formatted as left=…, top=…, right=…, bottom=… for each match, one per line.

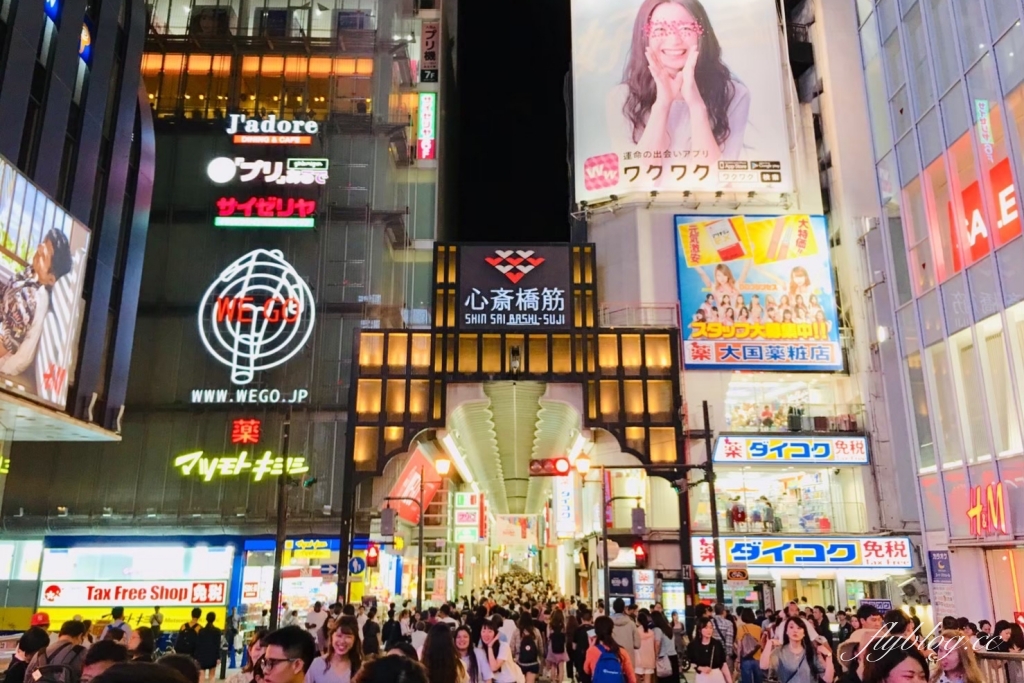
left=554, top=475, right=578, bottom=539
left=417, top=92, right=437, bottom=161
left=419, top=20, right=439, bottom=83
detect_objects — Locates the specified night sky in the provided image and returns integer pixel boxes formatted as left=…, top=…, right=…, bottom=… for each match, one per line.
left=454, top=0, right=572, bottom=244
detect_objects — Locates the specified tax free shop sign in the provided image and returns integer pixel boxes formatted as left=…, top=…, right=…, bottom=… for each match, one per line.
left=40, top=580, right=228, bottom=607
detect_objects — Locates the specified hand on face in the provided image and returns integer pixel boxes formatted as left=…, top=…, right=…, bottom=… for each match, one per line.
left=678, top=47, right=702, bottom=107
left=645, top=40, right=688, bottom=106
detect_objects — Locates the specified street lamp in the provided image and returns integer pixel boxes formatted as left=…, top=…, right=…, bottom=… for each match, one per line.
left=383, top=455, right=451, bottom=614
left=574, top=454, right=591, bottom=476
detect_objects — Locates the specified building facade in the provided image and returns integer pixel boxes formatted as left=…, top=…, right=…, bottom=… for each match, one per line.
left=0, top=0, right=155, bottom=628
left=851, top=0, right=1024, bottom=621
left=0, top=0, right=444, bottom=630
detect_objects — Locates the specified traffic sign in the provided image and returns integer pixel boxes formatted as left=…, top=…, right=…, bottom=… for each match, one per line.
left=320, top=564, right=338, bottom=576
left=348, top=557, right=366, bottom=575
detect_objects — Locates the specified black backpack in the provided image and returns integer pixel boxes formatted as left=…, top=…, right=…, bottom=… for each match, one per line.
left=519, top=631, right=539, bottom=665
left=175, top=623, right=199, bottom=655
left=29, top=642, right=85, bottom=683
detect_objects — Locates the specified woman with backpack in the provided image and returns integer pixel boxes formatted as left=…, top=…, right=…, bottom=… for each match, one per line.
left=584, top=616, right=637, bottom=683
left=734, top=609, right=762, bottom=683
left=546, top=609, right=570, bottom=683
left=517, top=611, right=543, bottom=683
left=687, top=617, right=733, bottom=683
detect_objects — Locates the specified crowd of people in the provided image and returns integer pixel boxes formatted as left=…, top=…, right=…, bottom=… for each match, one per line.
left=2, top=577, right=1019, bottom=683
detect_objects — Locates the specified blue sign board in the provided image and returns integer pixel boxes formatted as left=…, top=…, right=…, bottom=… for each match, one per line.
left=348, top=557, right=366, bottom=575
left=321, top=564, right=338, bottom=576
left=43, top=0, right=59, bottom=22
left=928, top=551, right=953, bottom=584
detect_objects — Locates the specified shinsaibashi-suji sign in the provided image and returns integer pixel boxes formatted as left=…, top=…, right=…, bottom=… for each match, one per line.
left=458, top=246, right=572, bottom=330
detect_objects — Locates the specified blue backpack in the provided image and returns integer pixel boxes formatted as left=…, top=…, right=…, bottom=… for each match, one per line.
left=592, top=644, right=625, bottom=683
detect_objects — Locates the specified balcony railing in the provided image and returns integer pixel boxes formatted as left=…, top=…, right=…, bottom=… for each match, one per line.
left=599, top=303, right=680, bottom=328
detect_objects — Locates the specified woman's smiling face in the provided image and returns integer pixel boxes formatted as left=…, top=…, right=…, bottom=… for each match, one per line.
left=646, top=2, right=701, bottom=71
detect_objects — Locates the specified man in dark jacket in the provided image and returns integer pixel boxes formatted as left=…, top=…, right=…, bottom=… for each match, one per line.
left=571, top=609, right=594, bottom=683
left=175, top=608, right=203, bottom=657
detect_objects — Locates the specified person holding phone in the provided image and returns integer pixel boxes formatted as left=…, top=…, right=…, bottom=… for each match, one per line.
left=687, top=617, right=732, bottom=683
left=759, top=618, right=833, bottom=683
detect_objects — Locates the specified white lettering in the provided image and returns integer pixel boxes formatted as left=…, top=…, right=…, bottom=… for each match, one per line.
left=966, top=209, right=989, bottom=246
left=999, top=185, right=1018, bottom=230
left=278, top=119, right=292, bottom=133
left=244, top=119, right=258, bottom=133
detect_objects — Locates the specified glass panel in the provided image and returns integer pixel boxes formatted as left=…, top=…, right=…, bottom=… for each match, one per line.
left=968, top=255, right=1003, bottom=320
left=919, top=473, right=945, bottom=527
left=898, top=132, right=920, bottom=185
left=884, top=32, right=907, bottom=92
left=905, top=3, right=936, bottom=115
left=908, top=352, right=937, bottom=469
left=881, top=153, right=914, bottom=304
left=927, top=0, right=961, bottom=90
left=863, top=15, right=894, bottom=154
left=891, top=87, right=914, bottom=138
left=923, top=157, right=962, bottom=280
left=948, top=133, right=988, bottom=266
left=879, top=0, right=900, bottom=40
left=899, top=304, right=921, bottom=356
left=996, top=22, right=1024, bottom=95
left=943, top=466, right=971, bottom=536
left=985, top=0, right=1019, bottom=37
left=918, top=106, right=945, bottom=163
left=920, top=288, right=944, bottom=345
left=1003, top=303, right=1024, bottom=449
left=999, top=237, right=1024, bottom=305
left=941, top=273, right=972, bottom=332
left=942, top=82, right=970, bottom=142
left=967, top=54, right=1021, bottom=249
left=857, top=0, right=873, bottom=25
left=976, top=315, right=1023, bottom=456
left=927, top=341, right=966, bottom=465
left=949, top=327, right=994, bottom=461
left=955, top=0, right=992, bottom=68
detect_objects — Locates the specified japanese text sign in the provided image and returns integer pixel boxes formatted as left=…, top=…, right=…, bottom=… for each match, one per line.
left=231, top=418, right=262, bottom=444
left=554, top=474, right=579, bottom=538
left=713, top=435, right=869, bottom=464
left=419, top=20, right=439, bottom=83
left=386, top=448, right=442, bottom=525
left=40, top=580, right=227, bottom=607
left=459, top=245, right=571, bottom=330
left=417, top=92, right=437, bottom=160
left=675, top=214, right=842, bottom=371
left=692, top=536, right=913, bottom=569
left=174, top=450, right=309, bottom=482
left=215, top=196, right=316, bottom=229
left=570, top=0, right=793, bottom=202
left=928, top=550, right=952, bottom=584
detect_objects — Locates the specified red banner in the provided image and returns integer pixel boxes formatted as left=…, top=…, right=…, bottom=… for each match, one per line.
left=386, top=448, right=442, bottom=525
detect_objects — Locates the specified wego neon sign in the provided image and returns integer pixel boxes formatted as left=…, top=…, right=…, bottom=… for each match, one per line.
left=198, top=249, right=315, bottom=385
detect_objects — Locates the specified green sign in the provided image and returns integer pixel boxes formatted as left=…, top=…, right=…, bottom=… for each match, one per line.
left=454, top=526, right=478, bottom=543
left=286, top=158, right=329, bottom=171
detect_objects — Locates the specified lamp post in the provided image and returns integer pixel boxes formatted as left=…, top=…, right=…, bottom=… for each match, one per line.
left=383, top=456, right=450, bottom=615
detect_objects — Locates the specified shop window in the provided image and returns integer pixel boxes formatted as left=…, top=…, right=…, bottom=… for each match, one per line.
left=907, top=352, right=937, bottom=469
left=918, top=107, right=945, bottom=164
left=891, top=87, right=914, bottom=139
left=942, top=82, right=970, bottom=143
left=968, top=55, right=1023, bottom=250
left=918, top=472, right=946, bottom=528
left=905, top=3, right=935, bottom=116
left=977, top=315, right=1023, bottom=456
left=955, top=0, right=991, bottom=69
left=996, top=23, right=1024, bottom=95
left=923, top=157, right=962, bottom=281
left=926, top=341, right=966, bottom=465
left=927, top=0, right=961, bottom=90
left=985, top=548, right=1024, bottom=614
left=862, top=15, right=894, bottom=155
left=942, top=465, right=971, bottom=536
left=941, top=274, right=971, bottom=332
left=948, top=327, right=995, bottom=462
left=948, top=134, right=988, bottom=266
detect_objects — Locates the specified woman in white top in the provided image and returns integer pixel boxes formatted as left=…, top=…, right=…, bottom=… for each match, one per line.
left=607, top=0, right=751, bottom=174
left=482, top=616, right=517, bottom=683
left=456, top=626, right=493, bottom=683
left=305, top=616, right=362, bottom=683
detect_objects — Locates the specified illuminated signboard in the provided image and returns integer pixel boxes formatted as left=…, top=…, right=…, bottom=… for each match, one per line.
left=966, top=481, right=1008, bottom=537
left=174, top=450, right=309, bottom=482
left=40, top=580, right=227, bottom=607
left=214, top=196, right=316, bottom=229
left=692, top=536, right=914, bottom=569
left=417, top=92, right=437, bottom=161
left=419, top=21, right=439, bottom=83
left=231, top=418, right=262, bottom=444
left=226, top=114, right=317, bottom=145
left=458, top=246, right=571, bottom=329
left=554, top=475, right=578, bottom=539
left=206, top=157, right=329, bottom=185
left=192, top=249, right=313, bottom=405
left=712, top=435, right=869, bottom=464
left=286, top=539, right=332, bottom=559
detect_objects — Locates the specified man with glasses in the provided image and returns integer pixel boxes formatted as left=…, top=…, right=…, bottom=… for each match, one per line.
left=259, top=626, right=316, bottom=683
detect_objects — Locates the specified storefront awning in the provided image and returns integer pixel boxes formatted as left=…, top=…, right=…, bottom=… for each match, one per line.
left=0, top=391, right=119, bottom=441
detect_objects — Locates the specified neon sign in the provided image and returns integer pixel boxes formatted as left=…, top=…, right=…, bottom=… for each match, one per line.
left=226, top=114, right=317, bottom=144
left=967, top=481, right=1008, bottom=537
left=206, top=157, right=329, bottom=185
left=417, top=92, right=436, bottom=160
left=174, top=450, right=309, bottom=482
left=198, top=249, right=316, bottom=385
left=713, top=435, right=869, bottom=464
left=215, top=196, right=316, bottom=229
left=231, top=418, right=262, bottom=445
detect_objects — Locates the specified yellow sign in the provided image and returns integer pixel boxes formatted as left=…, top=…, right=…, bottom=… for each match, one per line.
left=285, top=539, right=331, bottom=559
left=174, top=451, right=309, bottom=482
left=678, top=214, right=820, bottom=268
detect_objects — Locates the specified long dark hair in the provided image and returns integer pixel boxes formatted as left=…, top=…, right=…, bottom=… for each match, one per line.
left=621, top=0, right=735, bottom=145
left=327, top=616, right=363, bottom=673
left=861, top=639, right=929, bottom=683
left=421, top=623, right=465, bottom=683
left=780, top=617, right=816, bottom=673
left=454, top=626, right=481, bottom=683
left=593, top=616, right=622, bottom=655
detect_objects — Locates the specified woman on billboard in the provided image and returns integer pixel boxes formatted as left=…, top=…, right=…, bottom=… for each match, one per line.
left=607, top=0, right=750, bottom=168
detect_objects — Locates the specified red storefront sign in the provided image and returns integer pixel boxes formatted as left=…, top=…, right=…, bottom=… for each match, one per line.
left=386, top=448, right=442, bottom=525
left=959, top=158, right=1021, bottom=266
left=40, top=580, right=227, bottom=607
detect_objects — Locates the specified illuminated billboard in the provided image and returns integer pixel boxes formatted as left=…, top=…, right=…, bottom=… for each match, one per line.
left=417, top=92, right=437, bottom=161
left=570, top=0, right=792, bottom=202
left=675, top=214, right=842, bottom=371
left=0, top=158, right=91, bottom=409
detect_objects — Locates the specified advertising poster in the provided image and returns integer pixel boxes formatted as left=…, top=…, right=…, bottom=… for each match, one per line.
left=675, top=214, right=842, bottom=371
left=571, top=0, right=792, bottom=202
left=491, top=515, right=539, bottom=546
left=0, top=159, right=91, bottom=409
